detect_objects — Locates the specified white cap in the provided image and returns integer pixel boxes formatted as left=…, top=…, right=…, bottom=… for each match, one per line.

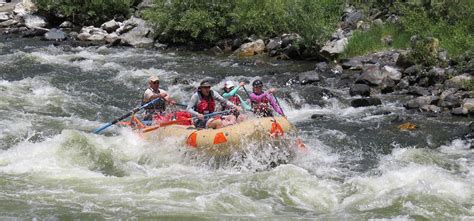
left=148, top=75, right=160, bottom=83
left=224, top=80, right=235, bottom=89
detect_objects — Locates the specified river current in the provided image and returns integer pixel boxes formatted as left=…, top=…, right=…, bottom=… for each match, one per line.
left=0, top=37, right=472, bottom=220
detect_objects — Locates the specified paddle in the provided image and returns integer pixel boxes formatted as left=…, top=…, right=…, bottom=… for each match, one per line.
left=93, top=97, right=163, bottom=134
left=273, top=94, right=286, bottom=117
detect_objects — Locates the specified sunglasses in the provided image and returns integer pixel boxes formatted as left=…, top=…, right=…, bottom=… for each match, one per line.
left=152, top=81, right=159, bottom=84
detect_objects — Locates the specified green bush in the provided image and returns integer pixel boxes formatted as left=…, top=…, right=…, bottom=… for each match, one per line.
left=34, top=0, right=138, bottom=26
left=142, top=0, right=344, bottom=48
left=342, top=23, right=410, bottom=58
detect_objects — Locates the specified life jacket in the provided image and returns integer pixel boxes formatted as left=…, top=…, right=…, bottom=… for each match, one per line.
left=142, top=88, right=166, bottom=115
left=221, top=95, right=241, bottom=111
left=252, top=93, right=272, bottom=117
left=196, top=91, right=215, bottom=114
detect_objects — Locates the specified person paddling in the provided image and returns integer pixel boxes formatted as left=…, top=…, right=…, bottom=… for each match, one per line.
left=187, top=80, right=241, bottom=129
left=142, top=75, right=176, bottom=121
left=221, top=80, right=251, bottom=122
left=249, top=80, right=284, bottom=117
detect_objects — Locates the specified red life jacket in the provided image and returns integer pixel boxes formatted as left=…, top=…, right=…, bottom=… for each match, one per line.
left=222, top=95, right=241, bottom=110
left=196, top=92, right=216, bottom=114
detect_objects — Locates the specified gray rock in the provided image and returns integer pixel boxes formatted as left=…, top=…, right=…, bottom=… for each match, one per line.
left=463, top=98, right=474, bottom=114
left=321, top=37, right=348, bottom=55
left=382, top=65, right=402, bottom=81
left=349, top=84, right=371, bottom=97
left=444, top=74, right=473, bottom=89
left=0, top=19, right=17, bottom=27
left=356, top=64, right=384, bottom=85
left=0, top=12, right=9, bottom=22
left=105, top=32, right=119, bottom=44
left=23, top=14, right=46, bottom=29
left=407, top=86, right=430, bottom=96
left=266, top=37, right=282, bottom=51
left=44, top=28, right=66, bottom=41
left=451, top=107, right=468, bottom=116
left=421, top=104, right=441, bottom=113
left=351, top=97, right=382, bottom=107
left=101, top=19, right=120, bottom=33
left=297, top=71, right=320, bottom=85
left=59, top=21, right=73, bottom=28
left=341, top=58, right=363, bottom=70
left=405, top=96, right=438, bottom=109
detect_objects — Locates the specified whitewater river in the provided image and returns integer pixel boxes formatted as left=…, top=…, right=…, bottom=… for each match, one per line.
left=0, top=37, right=472, bottom=220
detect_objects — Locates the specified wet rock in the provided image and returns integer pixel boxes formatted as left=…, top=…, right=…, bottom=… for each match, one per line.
left=119, top=17, right=154, bottom=48
left=321, top=37, right=348, bottom=55
left=281, top=33, right=301, bottom=48
left=59, top=21, right=73, bottom=29
left=23, top=14, right=46, bottom=29
left=297, top=70, right=320, bottom=85
left=78, top=26, right=107, bottom=41
left=101, top=19, right=120, bottom=33
left=266, top=37, right=282, bottom=51
left=0, top=12, right=9, bottom=22
left=341, top=58, right=363, bottom=70
left=233, top=39, right=265, bottom=57
left=396, top=51, right=414, bottom=68
left=381, top=65, right=402, bottom=81
left=105, top=32, right=119, bottom=44
left=0, top=19, right=17, bottom=27
left=451, top=107, right=468, bottom=116
left=438, top=90, right=462, bottom=109
left=421, top=104, right=441, bottom=113
left=356, top=64, right=384, bottom=85
left=463, top=98, right=474, bottom=114
left=298, top=86, right=334, bottom=106
left=311, top=114, right=325, bottom=119
left=380, top=78, right=395, bottom=94
left=444, top=74, right=473, bottom=90
left=407, top=86, right=430, bottom=96
left=395, top=78, right=410, bottom=90
left=403, top=65, right=419, bottom=76
left=351, top=97, right=382, bottom=107
left=315, top=62, right=329, bottom=73
left=22, top=28, right=48, bottom=37
left=43, top=28, right=66, bottom=41
left=209, top=46, right=223, bottom=55
left=342, top=8, right=364, bottom=30
left=349, top=84, right=370, bottom=97
left=405, top=96, right=438, bottom=109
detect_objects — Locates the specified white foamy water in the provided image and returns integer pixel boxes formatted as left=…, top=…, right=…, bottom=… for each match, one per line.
left=0, top=39, right=472, bottom=219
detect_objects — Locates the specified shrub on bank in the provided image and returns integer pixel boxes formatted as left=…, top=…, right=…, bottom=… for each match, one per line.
left=142, top=0, right=344, bottom=49
left=344, top=0, right=473, bottom=64
left=35, top=0, right=139, bottom=26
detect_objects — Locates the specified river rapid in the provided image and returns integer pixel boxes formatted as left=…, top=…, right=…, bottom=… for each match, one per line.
left=0, top=37, right=472, bottom=220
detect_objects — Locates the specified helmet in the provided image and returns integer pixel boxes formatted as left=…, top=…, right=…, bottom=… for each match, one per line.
left=252, top=80, right=263, bottom=87
left=224, top=80, right=235, bottom=89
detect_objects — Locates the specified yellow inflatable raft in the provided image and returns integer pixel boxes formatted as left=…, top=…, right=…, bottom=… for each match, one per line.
left=142, top=117, right=296, bottom=155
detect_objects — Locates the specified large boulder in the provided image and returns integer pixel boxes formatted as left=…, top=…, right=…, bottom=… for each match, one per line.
left=23, top=14, right=47, bottom=29
left=296, top=70, right=320, bottom=85
left=381, top=65, right=402, bottom=81
left=356, top=64, right=384, bottom=85
left=101, top=19, right=120, bottom=33
left=349, top=84, right=371, bottom=97
left=77, top=26, right=107, bottom=41
left=444, top=74, right=473, bottom=90
left=0, top=12, right=10, bottom=22
left=14, top=0, right=38, bottom=16
left=320, top=37, right=348, bottom=55
left=118, top=17, right=154, bottom=48
left=405, top=96, right=438, bottom=109
left=233, top=39, right=265, bottom=57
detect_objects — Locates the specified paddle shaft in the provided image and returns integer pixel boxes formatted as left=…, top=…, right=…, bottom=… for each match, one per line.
left=93, top=97, right=163, bottom=134
left=273, top=95, right=285, bottom=117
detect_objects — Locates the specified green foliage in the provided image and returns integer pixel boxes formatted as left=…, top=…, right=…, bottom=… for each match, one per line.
left=34, top=0, right=137, bottom=26
left=142, top=0, right=344, bottom=47
left=398, top=0, right=474, bottom=57
left=342, top=23, right=410, bottom=57
left=407, top=37, right=440, bottom=67
left=344, top=0, right=473, bottom=63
